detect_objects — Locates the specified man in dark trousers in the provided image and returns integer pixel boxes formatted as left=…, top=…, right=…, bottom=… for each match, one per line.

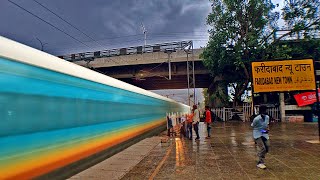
left=205, top=106, right=212, bottom=139
left=192, top=105, right=200, bottom=141
left=251, top=105, right=270, bottom=169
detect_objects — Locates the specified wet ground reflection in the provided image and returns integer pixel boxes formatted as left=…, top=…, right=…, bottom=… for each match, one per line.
left=175, top=138, right=185, bottom=167
left=122, top=122, right=320, bottom=180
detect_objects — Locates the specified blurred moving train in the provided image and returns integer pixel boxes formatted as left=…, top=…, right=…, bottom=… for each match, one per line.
left=0, top=36, right=189, bottom=179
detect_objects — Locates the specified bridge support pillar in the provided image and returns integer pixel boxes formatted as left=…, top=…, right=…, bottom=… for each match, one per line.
left=185, top=41, right=195, bottom=107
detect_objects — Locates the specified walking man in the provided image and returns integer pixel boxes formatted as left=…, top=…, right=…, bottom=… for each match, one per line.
left=205, top=106, right=212, bottom=139
left=251, top=105, right=270, bottom=169
left=192, top=105, right=200, bottom=141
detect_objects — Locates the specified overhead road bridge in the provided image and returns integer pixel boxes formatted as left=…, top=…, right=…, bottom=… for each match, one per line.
left=58, top=41, right=212, bottom=90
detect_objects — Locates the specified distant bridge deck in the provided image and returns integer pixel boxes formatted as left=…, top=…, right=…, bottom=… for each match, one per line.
left=58, top=41, right=203, bottom=68
left=74, top=48, right=203, bottom=68
left=58, top=41, right=209, bottom=90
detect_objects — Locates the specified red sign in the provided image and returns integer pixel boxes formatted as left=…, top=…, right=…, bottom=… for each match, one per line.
left=294, top=90, right=320, bottom=107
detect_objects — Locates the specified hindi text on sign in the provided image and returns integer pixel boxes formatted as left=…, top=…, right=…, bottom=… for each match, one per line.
left=251, top=59, right=315, bottom=93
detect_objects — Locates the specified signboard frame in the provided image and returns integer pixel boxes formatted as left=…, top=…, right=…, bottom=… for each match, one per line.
left=251, top=58, right=316, bottom=93
left=251, top=58, right=320, bottom=140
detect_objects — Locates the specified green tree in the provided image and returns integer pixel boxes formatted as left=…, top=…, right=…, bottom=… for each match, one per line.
left=202, top=0, right=320, bottom=108
left=278, top=0, right=319, bottom=41
left=201, top=0, right=279, bottom=107
left=268, top=0, right=320, bottom=59
left=202, top=88, right=209, bottom=106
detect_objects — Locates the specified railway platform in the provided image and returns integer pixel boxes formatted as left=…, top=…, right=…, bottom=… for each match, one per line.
left=70, top=122, right=320, bottom=180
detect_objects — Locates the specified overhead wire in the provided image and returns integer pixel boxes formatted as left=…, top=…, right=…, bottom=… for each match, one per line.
left=7, top=0, right=91, bottom=48
left=9, top=0, right=210, bottom=50
left=49, top=37, right=208, bottom=53
left=47, top=34, right=143, bottom=47
left=8, top=0, right=208, bottom=78
left=148, top=39, right=209, bottom=41
left=9, top=0, right=137, bottom=72
left=49, top=38, right=144, bottom=53
left=45, top=32, right=208, bottom=48
left=30, top=0, right=133, bottom=66
left=32, top=0, right=102, bottom=47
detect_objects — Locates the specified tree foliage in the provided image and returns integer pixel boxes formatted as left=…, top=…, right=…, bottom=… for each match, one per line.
left=282, top=0, right=319, bottom=35
left=202, top=0, right=320, bottom=107
left=202, top=0, right=278, bottom=107
left=269, top=0, right=320, bottom=58
left=271, top=0, right=320, bottom=59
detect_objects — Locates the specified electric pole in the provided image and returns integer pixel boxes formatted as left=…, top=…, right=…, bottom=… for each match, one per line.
left=141, top=23, right=147, bottom=51
left=35, top=37, right=48, bottom=51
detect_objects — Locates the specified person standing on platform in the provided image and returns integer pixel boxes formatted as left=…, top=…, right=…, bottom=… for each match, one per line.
left=205, top=106, right=212, bottom=139
left=251, top=105, right=270, bottom=169
left=187, top=113, right=193, bottom=140
left=167, top=114, right=173, bottom=137
left=180, top=114, right=186, bottom=137
left=192, top=105, right=200, bottom=141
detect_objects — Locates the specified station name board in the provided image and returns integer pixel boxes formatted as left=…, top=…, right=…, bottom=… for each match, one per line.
left=252, top=59, right=315, bottom=93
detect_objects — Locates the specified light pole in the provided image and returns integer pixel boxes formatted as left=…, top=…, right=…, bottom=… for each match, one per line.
left=35, top=37, right=48, bottom=51
left=314, top=47, right=320, bottom=141
left=141, top=23, right=147, bottom=51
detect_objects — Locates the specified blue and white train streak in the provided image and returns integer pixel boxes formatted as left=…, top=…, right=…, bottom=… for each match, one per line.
left=0, top=36, right=189, bottom=180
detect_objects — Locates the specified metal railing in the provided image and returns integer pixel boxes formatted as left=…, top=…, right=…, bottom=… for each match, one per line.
left=212, top=104, right=281, bottom=122
left=274, top=29, right=320, bottom=41
left=254, top=106, right=281, bottom=122
left=58, top=40, right=193, bottom=62
left=212, top=107, right=233, bottom=121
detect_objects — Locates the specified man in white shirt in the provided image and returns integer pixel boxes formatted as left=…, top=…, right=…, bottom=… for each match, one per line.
left=192, top=105, right=200, bottom=140
left=251, top=105, right=270, bottom=169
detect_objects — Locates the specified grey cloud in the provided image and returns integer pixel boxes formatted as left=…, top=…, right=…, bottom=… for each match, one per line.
left=0, top=0, right=211, bottom=55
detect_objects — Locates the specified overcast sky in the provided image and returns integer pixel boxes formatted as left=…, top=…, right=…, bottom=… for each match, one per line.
left=0, top=0, right=284, bottom=55
left=0, top=0, right=284, bottom=104
left=0, top=0, right=211, bottom=55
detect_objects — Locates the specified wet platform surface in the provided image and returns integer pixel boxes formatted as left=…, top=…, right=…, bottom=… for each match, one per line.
left=69, top=137, right=161, bottom=180
left=70, top=122, right=320, bottom=179
left=122, top=122, right=320, bottom=180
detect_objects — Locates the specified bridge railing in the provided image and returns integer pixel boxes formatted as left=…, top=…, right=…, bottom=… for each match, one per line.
left=275, top=29, right=320, bottom=41
left=58, top=40, right=193, bottom=62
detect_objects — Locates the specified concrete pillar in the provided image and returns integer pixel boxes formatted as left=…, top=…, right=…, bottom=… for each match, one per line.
left=280, top=93, right=286, bottom=122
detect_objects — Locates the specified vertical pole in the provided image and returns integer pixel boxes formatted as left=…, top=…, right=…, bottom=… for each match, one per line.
left=141, top=23, right=147, bottom=52
left=168, top=53, right=171, bottom=80
left=144, top=32, right=146, bottom=47
left=313, top=48, right=320, bottom=140
left=192, top=42, right=196, bottom=104
left=279, top=93, right=286, bottom=122
left=144, top=32, right=146, bottom=53
left=223, top=107, right=226, bottom=122
left=314, top=58, right=320, bottom=141
left=315, top=81, right=320, bottom=141
left=187, top=52, right=190, bottom=107
left=251, top=77, right=255, bottom=120
left=251, top=93, right=254, bottom=118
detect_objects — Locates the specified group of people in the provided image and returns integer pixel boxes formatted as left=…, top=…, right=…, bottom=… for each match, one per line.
left=167, top=104, right=271, bottom=170
left=186, top=104, right=271, bottom=169
left=185, top=105, right=212, bottom=141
